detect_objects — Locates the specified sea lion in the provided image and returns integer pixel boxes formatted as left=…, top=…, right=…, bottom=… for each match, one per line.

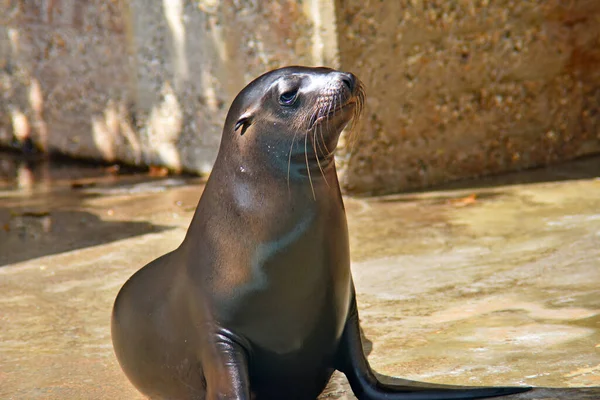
left=111, top=66, right=531, bottom=400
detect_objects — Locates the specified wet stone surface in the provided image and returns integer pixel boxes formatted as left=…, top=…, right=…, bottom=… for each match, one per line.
left=0, top=153, right=599, bottom=399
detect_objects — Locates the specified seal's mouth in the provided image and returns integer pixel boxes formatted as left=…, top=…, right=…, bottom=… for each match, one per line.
left=306, top=73, right=366, bottom=132
left=308, top=99, right=357, bottom=130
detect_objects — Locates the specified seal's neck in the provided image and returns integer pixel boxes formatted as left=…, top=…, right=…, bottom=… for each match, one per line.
left=215, top=136, right=338, bottom=185
left=207, top=144, right=342, bottom=208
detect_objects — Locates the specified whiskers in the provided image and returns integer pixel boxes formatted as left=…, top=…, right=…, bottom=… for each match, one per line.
left=304, top=122, right=316, bottom=200
left=312, top=122, right=330, bottom=189
left=286, top=79, right=366, bottom=202
left=345, top=82, right=366, bottom=154
left=287, top=124, right=300, bottom=195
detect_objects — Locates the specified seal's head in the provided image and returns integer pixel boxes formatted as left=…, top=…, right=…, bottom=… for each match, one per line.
left=218, top=66, right=365, bottom=178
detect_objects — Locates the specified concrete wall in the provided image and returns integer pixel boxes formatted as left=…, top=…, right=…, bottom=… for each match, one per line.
left=1, top=0, right=599, bottom=194
left=0, top=0, right=133, bottom=160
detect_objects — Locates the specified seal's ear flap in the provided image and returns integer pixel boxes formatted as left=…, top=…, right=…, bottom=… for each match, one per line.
left=234, top=113, right=253, bottom=136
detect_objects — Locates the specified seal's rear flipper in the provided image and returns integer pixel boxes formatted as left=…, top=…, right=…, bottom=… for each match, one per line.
left=343, top=383, right=530, bottom=400
left=335, top=299, right=532, bottom=400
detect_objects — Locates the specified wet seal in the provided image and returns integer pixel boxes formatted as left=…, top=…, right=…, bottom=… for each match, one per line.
left=112, top=66, right=531, bottom=400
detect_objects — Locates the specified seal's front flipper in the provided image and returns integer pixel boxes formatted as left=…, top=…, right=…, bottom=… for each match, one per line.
left=334, top=299, right=531, bottom=400
left=201, top=328, right=252, bottom=400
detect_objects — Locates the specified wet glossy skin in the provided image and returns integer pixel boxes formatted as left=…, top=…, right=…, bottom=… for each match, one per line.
left=111, top=67, right=530, bottom=400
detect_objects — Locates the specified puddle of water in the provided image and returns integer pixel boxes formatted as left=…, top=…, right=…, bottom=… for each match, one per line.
left=0, top=152, right=112, bottom=191
left=0, top=151, right=203, bottom=266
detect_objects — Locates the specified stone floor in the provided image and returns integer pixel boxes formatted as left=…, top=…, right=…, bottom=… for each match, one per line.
left=0, top=153, right=599, bottom=399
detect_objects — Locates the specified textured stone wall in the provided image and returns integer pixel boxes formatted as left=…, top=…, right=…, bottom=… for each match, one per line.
left=0, top=0, right=337, bottom=174
left=335, top=0, right=600, bottom=194
left=1, top=0, right=599, bottom=194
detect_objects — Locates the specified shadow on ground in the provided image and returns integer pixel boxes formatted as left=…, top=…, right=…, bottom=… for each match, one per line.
left=0, top=207, right=168, bottom=266
left=368, top=155, right=600, bottom=201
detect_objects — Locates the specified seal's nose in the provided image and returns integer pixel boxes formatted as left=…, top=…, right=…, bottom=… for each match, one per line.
left=340, top=72, right=355, bottom=93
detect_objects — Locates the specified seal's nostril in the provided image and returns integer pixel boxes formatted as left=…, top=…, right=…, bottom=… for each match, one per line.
left=341, top=73, right=355, bottom=92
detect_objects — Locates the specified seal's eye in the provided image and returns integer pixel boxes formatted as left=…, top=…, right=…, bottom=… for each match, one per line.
left=279, top=89, right=298, bottom=106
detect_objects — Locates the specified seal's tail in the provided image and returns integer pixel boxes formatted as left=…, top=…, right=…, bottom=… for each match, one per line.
left=336, top=299, right=532, bottom=400
left=339, top=344, right=531, bottom=400
left=346, top=379, right=530, bottom=400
